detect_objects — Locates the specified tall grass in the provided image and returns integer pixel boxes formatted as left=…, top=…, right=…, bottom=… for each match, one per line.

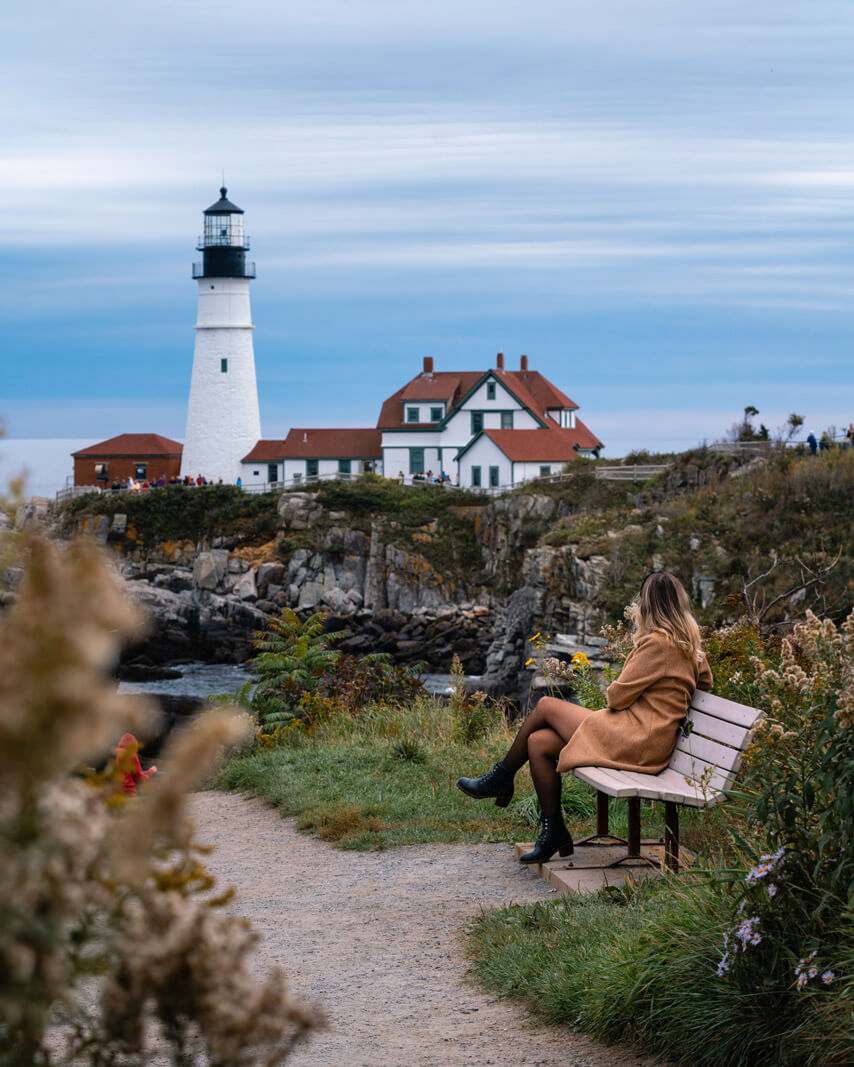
left=469, top=878, right=843, bottom=1066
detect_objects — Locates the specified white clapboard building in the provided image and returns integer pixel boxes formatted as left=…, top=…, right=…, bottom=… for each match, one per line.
left=241, top=352, right=602, bottom=490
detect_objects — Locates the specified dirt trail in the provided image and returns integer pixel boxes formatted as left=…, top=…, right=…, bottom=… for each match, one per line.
left=191, top=793, right=658, bottom=1067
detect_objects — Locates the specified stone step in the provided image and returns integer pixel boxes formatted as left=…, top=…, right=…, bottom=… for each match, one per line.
left=515, top=840, right=681, bottom=894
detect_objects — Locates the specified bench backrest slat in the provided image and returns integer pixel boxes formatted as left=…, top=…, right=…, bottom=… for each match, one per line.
left=669, top=749, right=735, bottom=791
left=690, top=689, right=763, bottom=729
left=684, top=709, right=753, bottom=750
left=673, top=731, right=745, bottom=776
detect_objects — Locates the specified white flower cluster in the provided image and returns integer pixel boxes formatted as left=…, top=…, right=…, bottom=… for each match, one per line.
left=794, top=950, right=835, bottom=992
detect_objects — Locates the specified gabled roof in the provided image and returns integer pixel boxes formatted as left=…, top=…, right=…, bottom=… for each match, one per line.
left=378, top=372, right=482, bottom=428
left=377, top=366, right=579, bottom=430
left=506, top=370, right=577, bottom=412
left=457, top=422, right=603, bottom=463
left=279, top=428, right=383, bottom=459
left=72, top=434, right=183, bottom=458
left=242, top=440, right=286, bottom=462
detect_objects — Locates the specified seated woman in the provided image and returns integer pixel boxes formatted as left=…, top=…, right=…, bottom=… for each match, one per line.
left=457, top=572, right=712, bottom=863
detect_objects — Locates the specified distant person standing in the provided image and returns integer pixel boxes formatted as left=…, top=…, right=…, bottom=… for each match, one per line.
left=806, top=432, right=818, bottom=455
left=235, top=476, right=242, bottom=488
left=846, top=423, right=854, bottom=449
left=820, top=431, right=832, bottom=453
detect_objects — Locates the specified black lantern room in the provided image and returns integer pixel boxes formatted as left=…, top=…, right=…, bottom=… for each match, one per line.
left=192, top=187, right=256, bottom=279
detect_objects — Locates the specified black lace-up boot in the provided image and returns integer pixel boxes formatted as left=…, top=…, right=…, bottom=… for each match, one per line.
left=519, top=814, right=574, bottom=863
left=456, top=761, right=515, bottom=807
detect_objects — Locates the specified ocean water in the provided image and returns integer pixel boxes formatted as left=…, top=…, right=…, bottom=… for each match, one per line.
left=117, top=662, right=474, bottom=701
left=0, top=438, right=93, bottom=498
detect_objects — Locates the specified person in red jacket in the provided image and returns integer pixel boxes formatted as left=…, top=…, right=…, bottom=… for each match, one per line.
left=115, top=733, right=157, bottom=796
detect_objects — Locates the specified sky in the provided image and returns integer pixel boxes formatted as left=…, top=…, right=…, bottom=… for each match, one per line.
left=3, top=0, right=854, bottom=482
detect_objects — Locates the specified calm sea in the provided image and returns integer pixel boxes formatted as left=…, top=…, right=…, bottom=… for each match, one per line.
left=1, top=438, right=93, bottom=498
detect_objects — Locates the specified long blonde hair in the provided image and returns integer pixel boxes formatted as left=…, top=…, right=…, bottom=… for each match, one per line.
left=627, top=571, right=703, bottom=662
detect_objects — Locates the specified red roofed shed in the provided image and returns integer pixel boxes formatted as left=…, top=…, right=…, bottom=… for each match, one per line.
left=72, top=434, right=183, bottom=486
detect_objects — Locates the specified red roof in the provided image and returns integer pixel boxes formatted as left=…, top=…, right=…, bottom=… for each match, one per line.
left=72, top=434, right=183, bottom=458
left=480, top=422, right=603, bottom=462
left=279, top=428, right=382, bottom=459
left=377, top=365, right=578, bottom=429
left=242, top=440, right=286, bottom=462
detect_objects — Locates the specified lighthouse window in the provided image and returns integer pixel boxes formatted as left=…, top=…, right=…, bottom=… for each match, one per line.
left=221, top=359, right=228, bottom=373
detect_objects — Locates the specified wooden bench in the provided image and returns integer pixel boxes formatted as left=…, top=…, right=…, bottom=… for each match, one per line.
left=571, top=690, right=763, bottom=872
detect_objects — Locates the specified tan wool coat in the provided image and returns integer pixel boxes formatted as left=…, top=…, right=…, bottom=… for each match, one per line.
left=556, top=631, right=713, bottom=775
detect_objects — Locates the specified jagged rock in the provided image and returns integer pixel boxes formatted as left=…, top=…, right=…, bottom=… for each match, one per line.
left=111, top=513, right=127, bottom=536
left=278, top=493, right=322, bottom=530
left=232, top=568, right=257, bottom=601
left=153, top=569, right=195, bottom=593
left=14, top=497, right=51, bottom=531
left=193, top=550, right=228, bottom=590
left=298, top=580, right=326, bottom=610
left=693, top=574, right=716, bottom=609
left=321, top=586, right=357, bottom=614
left=257, top=562, right=285, bottom=596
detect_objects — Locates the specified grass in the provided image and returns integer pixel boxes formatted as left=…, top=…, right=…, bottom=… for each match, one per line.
left=466, top=878, right=837, bottom=1067
left=215, top=694, right=731, bottom=854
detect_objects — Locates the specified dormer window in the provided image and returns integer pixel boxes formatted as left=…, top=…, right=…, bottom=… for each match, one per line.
left=430, top=406, right=442, bottom=422
left=406, top=407, right=419, bottom=423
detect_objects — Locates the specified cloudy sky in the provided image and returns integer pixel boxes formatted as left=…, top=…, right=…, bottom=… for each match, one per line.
left=3, top=0, right=854, bottom=458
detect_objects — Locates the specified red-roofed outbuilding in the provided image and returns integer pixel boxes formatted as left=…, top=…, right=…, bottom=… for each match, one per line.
left=72, top=434, right=183, bottom=487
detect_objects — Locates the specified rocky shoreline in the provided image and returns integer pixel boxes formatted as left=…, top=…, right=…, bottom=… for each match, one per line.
left=18, top=487, right=627, bottom=708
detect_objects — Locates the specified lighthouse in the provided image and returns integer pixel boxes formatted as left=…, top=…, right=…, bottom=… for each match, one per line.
left=180, top=187, right=262, bottom=483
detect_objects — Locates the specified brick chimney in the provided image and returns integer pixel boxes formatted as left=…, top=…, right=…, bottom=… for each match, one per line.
left=423, top=356, right=434, bottom=374
left=496, top=351, right=504, bottom=370
left=520, top=354, right=528, bottom=371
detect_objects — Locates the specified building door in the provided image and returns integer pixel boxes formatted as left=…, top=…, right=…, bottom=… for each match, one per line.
left=267, top=463, right=278, bottom=483
left=306, top=459, right=319, bottom=479
left=410, top=449, right=424, bottom=475
left=489, top=466, right=500, bottom=488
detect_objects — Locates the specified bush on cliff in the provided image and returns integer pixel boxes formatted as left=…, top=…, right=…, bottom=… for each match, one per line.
left=64, top=484, right=282, bottom=550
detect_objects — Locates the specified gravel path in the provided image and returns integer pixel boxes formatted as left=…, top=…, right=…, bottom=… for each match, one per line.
left=191, top=792, right=659, bottom=1067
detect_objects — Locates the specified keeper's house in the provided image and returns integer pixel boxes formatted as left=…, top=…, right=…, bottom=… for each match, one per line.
left=73, top=434, right=183, bottom=486
left=239, top=351, right=602, bottom=490
left=377, top=352, right=602, bottom=488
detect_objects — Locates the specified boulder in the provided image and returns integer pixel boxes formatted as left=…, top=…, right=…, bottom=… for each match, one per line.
left=193, top=550, right=228, bottom=591
left=232, top=568, right=258, bottom=601
left=320, top=586, right=357, bottom=614
left=257, top=561, right=285, bottom=596
left=297, top=580, right=326, bottom=610
left=278, top=493, right=322, bottom=530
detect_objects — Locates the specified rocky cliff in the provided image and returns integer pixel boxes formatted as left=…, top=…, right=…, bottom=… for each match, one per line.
left=37, top=445, right=849, bottom=707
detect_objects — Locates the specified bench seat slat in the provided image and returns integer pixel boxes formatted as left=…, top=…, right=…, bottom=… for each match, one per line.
left=573, top=766, right=642, bottom=798
left=684, top=709, right=753, bottom=749
left=689, top=690, right=763, bottom=728
left=573, top=765, right=729, bottom=807
left=673, top=732, right=745, bottom=775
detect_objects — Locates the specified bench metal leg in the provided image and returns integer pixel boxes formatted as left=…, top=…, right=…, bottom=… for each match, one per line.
left=664, top=801, right=679, bottom=873
left=575, top=791, right=627, bottom=847
left=626, top=797, right=641, bottom=857
left=566, top=794, right=659, bottom=871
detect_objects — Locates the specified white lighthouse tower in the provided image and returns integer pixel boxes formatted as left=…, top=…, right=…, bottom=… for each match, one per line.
left=181, top=187, right=262, bottom=483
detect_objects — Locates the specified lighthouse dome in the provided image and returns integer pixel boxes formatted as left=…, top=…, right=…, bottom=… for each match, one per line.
left=204, top=186, right=244, bottom=215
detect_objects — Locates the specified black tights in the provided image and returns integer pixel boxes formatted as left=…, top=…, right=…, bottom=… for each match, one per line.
left=503, top=697, right=589, bottom=819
